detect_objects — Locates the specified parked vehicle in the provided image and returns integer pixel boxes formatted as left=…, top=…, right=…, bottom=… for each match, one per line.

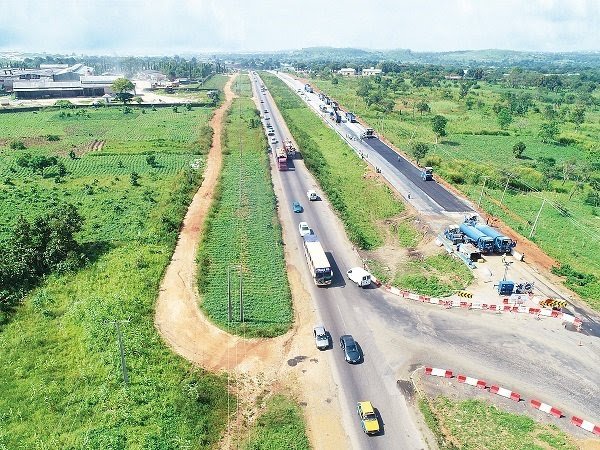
left=292, top=201, right=303, bottom=213
left=360, top=128, right=375, bottom=139
left=313, top=325, right=329, bottom=350
left=474, top=223, right=516, bottom=254
left=459, top=222, right=494, bottom=254
left=340, top=334, right=360, bottom=363
left=275, top=147, right=287, bottom=171
left=302, top=234, right=333, bottom=286
left=357, top=401, right=380, bottom=435
left=347, top=267, right=371, bottom=287
left=307, top=190, right=318, bottom=201
left=346, top=111, right=357, bottom=123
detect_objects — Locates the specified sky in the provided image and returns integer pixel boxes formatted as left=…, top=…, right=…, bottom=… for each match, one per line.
left=0, top=0, right=599, bottom=55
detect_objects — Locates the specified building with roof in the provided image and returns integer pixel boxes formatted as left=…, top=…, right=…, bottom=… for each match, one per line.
left=338, top=68, right=356, bottom=76
left=362, top=67, right=382, bottom=76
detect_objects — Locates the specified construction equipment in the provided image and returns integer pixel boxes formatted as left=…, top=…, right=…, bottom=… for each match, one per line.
left=459, top=222, right=494, bottom=254
left=474, top=223, right=516, bottom=254
left=444, top=225, right=464, bottom=245
left=496, top=256, right=515, bottom=295
left=514, top=281, right=534, bottom=294
left=361, top=128, right=376, bottom=139
left=421, top=167, right=434, bottom=181
left=457, top=243, right=481, bottom=262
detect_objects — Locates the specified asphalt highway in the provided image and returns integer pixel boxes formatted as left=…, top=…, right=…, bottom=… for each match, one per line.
left=253, top=73, right=600, bottom=449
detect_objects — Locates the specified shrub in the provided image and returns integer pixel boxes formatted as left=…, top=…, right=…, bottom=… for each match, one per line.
left=10, top=140, right=26, bottom=150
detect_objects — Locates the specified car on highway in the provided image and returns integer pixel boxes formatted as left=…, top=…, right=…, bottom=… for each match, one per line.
left=306, top=190, right=318, bottom=201
left=313, top=325, right=329, bottom=350
left=347, top=267, right=372, bottom=287
left=340, top=334, right=360, bottom=363
left=357, top=401, right=380, bottom=435
left=270, top=137, right=277, bottom=144
left=292, top=201, right=303, bottom=213
left=260, top=100, right=264, bottom=103
left=268, top=131, right=275, bottom=136
left=264, top=109, right=268, bottom=113
left=298, top=222, right=311, bottom=237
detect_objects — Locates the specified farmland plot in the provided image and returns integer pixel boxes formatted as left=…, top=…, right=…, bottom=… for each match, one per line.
left=197, top=75, right=292, bottom=337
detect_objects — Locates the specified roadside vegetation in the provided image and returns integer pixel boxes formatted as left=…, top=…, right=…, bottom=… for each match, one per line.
left=0, top=101, right=231, bottom=447
left=197, top=74, right=293, bottom=337
left=306, top=70, right=600, bottom=308
left=242, top=394, right=310, bottom=450
left=420, top=396, right=578, bottom=450
left=263, top=73, right=473, bottom=296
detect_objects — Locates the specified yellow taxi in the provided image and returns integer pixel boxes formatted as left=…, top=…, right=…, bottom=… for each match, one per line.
left=356, top=401, right=380, bottom=435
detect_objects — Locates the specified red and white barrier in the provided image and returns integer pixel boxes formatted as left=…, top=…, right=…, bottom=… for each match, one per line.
left=571, top=416, right=600, bottom=436
left=457, top=374, right=487, bottom=389
left=490, top=385, right=521, bottom=402
left=530, top=399, right=562, bottom=418
left=425, top=367, right=453, bottom=378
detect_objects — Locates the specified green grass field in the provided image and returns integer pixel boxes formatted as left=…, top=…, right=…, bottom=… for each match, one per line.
left=197, top=74, right=293, bottom=337
left=0, top=100, right=233, bottom=447
left=306, top=75, right=600, bottom=307
left=242, top=394, right=310, bottom=450
left=420, top=396, right=578, bottom=450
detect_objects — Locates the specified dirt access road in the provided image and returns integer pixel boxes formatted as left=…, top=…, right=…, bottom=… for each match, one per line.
left=154, top=74, right=348, bottom=448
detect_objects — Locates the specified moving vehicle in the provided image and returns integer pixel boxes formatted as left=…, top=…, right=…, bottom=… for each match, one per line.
left=302, top=234, right=333, bottom=286
left=264, top=109, right=268, bottom=113
left=270, top=137, right=278, bottom=144
left=357, top=401, right=380, bottom=435
left=298, top=222, right=311, bottom=237
left=347, top=267, right=371, bottom=287
left=313, top=325, right=329, bottom=350
left=268, top=131, right=275, bottom=136
left=421, top=167, right=434, bottom=181
left=307, top=190, right=318, bottom=201
left=275, top=147, right=287, bottom=171
left=340, top=335, right=360, bottom=363
left=292, top=201, right=303, bottom=213
left=361, top=128, right=376, bottom=139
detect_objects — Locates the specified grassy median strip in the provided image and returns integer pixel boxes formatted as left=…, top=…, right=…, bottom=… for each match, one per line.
left=421, top=396, right=578, bottom=450
left=197, top=74, right=292, bottom=337
left=0, top=105, right=230, bottom=447
left=243, top=394, right=310, bottom=450
left=261, top=72, right=403, bottom=250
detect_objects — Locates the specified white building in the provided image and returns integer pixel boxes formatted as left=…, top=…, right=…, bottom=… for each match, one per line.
left=362, top=67, right=382, bottom=76
left=338, top=68, right=356, bottom=76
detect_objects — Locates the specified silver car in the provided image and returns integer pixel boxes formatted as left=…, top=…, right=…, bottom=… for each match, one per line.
left=313, top=325, right=329, bottom=350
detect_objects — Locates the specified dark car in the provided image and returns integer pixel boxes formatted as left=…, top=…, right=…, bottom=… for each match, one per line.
left=292, top=201, right=303, bottom=213
left=340, top=335, right=360, bottom=363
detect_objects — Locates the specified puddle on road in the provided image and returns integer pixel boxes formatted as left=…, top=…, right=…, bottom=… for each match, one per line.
left=397, top=379, right=416, bottom=402
left=287, top=355, right=307, bottom=367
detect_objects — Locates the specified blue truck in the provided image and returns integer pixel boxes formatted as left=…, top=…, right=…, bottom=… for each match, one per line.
left=459, top=223, right=494, bottom=254
left=474, top=224, right=516, bottom=254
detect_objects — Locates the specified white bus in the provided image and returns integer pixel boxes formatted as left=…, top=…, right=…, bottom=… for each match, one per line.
left=302, top=234, right=333, bottom=286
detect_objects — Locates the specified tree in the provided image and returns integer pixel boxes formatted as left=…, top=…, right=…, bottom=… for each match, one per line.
left=412, top=142, right=429, bottom=164
left=130, top=172, right=140, bottom=186
left=539, top=121, right=559, bottom=143
left=431, top=115, right=448, bottom=143
left=111, top=78, right=135, bottom=105
left=416, top=101, right=430, bottom=116
left=512, top=141, right=526, bottom=158
left=570, top=105, right=585, bottom=127
left=331, top=77, right=339, bottom=85
left=497, top=108, right=513, bottom=130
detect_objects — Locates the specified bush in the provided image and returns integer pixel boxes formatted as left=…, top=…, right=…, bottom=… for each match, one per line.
left=10, top=140, right=26, bottom=150
left=46, top=134, right=60, bottom=142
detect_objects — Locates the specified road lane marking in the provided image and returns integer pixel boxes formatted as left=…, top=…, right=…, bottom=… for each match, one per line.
left=336, top=303, right=348, bottom=330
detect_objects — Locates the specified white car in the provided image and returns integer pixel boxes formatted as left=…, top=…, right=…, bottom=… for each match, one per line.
left=298, top=222, right=311, bottom=237
left=307, top=190, right=318, bottom=201
left=271, top=137, right=278, bottom=144
left=313, top=325, right=329, bottom=350
left=347, top=267, right=372, bottom=287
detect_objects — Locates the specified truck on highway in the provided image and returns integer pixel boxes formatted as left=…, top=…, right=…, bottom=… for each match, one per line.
left=302, top=234, right=333, bottom=286
left=421, top=167, right=434, bottom=181
left=275, top=147, right=287, bottom=171
left=346, top=112, right=357, bottom=123
left=304, top=84, right=313, bottom=93
left=361, top=128, right=376, bottom=139
left=283, top=139, right=296, bottom=159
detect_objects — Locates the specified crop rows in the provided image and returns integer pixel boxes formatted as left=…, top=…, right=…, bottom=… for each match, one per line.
left=198, top=88, right=292, bottom=337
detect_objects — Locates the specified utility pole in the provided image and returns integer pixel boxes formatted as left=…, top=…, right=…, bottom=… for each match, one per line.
left=227, top=268, right=232, bottom=323
left=499, top=174, right=512, bottom=207
left=239, top=267, right=244, bottom=323
left=529, top=198, right=546, bottom=238
left=106, top=319, right=130, bottom=386
left=477, top=177, right=488, bottom=207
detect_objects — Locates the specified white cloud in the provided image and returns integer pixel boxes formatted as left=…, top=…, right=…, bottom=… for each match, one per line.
left=0, top=0, right=598, bottom=54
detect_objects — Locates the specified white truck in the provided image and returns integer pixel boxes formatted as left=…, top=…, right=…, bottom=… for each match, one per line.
left=347, top=267, right=372, bottom=287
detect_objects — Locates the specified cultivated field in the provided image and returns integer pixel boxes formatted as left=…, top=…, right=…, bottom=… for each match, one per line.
left=197, top=75, right=293, bottom=337
left=305, top=75, right=600, bottom=308
left=0, top=104, right=232, bottom=447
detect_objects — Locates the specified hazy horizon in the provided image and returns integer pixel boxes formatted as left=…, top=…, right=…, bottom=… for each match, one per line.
left=1, top=0, right=599, bottom=55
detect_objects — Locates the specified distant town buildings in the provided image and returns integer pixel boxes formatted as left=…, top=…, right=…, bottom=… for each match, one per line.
left=0, top=64, right=122, bottom=99
left=338, top=68, right=356, bottom=76
left=362, top=67, right=382, bottom=76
